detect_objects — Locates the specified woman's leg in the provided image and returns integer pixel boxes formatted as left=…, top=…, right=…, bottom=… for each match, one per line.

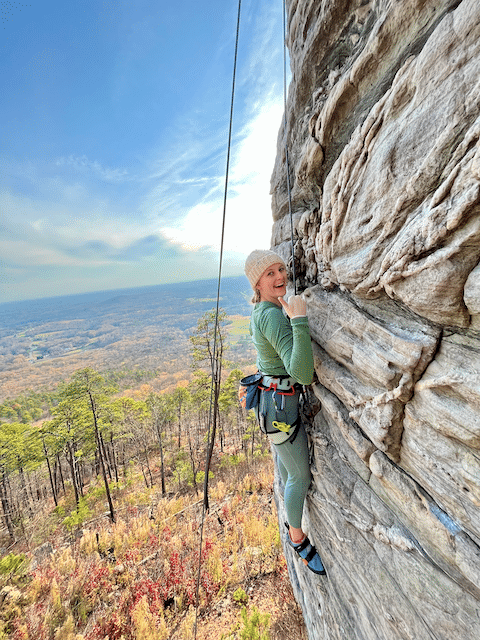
left=272, top=423, right=311, bottom=530
left=261, top=390, right=325, bottom=573
left=276, top=456, right=289, bottom=487
left=275, top=426, right=325, bottom=574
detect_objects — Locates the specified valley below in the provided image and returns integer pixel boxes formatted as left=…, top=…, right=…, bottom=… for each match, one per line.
left=0, top=276, right=255, bottom=401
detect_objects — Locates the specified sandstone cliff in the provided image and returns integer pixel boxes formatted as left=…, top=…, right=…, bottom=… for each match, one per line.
left=271, top=1, right=480, bottom=638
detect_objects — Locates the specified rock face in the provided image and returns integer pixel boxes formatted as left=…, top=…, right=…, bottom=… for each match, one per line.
left=271, top=1, right=480, bottom=638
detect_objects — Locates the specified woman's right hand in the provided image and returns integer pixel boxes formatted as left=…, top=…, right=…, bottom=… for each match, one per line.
left=279, top=295, right=307, bottom=319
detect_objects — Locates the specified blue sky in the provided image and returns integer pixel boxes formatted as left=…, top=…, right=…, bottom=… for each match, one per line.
left=0, top=0, right=287, bottom=303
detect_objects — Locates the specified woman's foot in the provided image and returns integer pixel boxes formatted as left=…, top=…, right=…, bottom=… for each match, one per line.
left=286, top=523, right=326, bottom=575
left=289, top=525, right=304, bottom=544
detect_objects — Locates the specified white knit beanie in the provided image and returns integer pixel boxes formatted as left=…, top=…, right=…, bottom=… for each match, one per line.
left=244, top=249, right=287, bottom=290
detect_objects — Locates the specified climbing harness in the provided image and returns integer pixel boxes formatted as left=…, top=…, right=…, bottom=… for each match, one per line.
left=256, top=375, right=303, bottom=444
left=237, top=369, right=302, bottom=443
left=261, top=374, right=297, bottom=393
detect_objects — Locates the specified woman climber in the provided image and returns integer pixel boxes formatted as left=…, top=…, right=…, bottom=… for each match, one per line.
left=244, top=249, right=325, bottom=576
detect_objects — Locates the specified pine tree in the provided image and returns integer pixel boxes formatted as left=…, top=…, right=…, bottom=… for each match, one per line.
left=146, top=392, right=175, bottom=495
left=47, top=396, right=91, bottom=506
left=62, top=368, right=118, bottom=522
left=110, top=397, right=152, bottom=487
left=189, top=309, right=228, bottom=509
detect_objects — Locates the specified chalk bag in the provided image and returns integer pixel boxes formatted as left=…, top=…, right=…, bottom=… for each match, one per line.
left=238, top=372, right=263, bottom=411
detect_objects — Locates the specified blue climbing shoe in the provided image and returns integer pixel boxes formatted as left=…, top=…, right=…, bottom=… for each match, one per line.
left=286, top=525, right=326, bottom=575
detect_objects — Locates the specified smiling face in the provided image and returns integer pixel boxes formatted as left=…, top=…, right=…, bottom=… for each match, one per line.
left=256, top=262, right=287, bottom=305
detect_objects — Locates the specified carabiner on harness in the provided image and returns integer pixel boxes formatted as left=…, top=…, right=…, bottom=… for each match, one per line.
left=271, top=420, right=291, bottom=433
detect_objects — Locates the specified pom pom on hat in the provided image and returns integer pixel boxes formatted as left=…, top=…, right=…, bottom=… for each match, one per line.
left=244, top=249, right=287, bottom=290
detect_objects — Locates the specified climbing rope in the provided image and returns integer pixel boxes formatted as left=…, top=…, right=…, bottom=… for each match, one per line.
left=283, top=0, right=297, bottom=295
left=194, top=2, right=297, bottom=634
left=194, top=1, right=242, bottom=636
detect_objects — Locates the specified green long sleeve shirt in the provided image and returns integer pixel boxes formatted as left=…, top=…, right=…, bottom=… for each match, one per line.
left=249, top=301, right=314, bottom=385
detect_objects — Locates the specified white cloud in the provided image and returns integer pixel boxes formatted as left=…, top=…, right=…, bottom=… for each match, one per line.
left=0, top=185, right=156, bottom=268
left=0, top=94, right=284, bottom=301
left=160, top=98, right=283, bottom=256
left=55, top=155, right=130, bottom=182
left=155, top=0, right=285, bottom=259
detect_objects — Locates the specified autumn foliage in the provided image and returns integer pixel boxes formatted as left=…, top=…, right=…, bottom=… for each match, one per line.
left=0, top=455, right=295, bottom=640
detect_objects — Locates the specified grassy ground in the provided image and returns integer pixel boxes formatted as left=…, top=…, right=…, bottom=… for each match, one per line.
left=0, top=452, right=308, bottom=640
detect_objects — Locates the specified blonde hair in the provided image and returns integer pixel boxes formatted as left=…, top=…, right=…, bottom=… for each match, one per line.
left=251, top=289, right=261, bottom=304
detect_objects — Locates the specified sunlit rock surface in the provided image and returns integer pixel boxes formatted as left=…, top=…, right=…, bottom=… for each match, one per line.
left=271, top=0, right=480, bottom=637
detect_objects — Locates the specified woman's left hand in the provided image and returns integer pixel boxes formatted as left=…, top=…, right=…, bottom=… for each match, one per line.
left=279, top=295, right=307, bottom=319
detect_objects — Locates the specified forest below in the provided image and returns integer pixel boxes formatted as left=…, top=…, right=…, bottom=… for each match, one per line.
left=0, top=277, right=307, bottom=639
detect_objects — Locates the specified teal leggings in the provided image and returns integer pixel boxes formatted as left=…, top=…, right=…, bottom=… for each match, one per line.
left=273, top=423, right=311, bottom=529
left=258, top=388, right=312, bottom=529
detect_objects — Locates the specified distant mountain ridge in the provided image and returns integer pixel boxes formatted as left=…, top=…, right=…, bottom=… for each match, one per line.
left=0, top=275, right=252, bottom=336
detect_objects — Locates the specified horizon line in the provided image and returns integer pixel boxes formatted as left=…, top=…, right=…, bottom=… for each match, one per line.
left=0, top=273, right=250, bottom=308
